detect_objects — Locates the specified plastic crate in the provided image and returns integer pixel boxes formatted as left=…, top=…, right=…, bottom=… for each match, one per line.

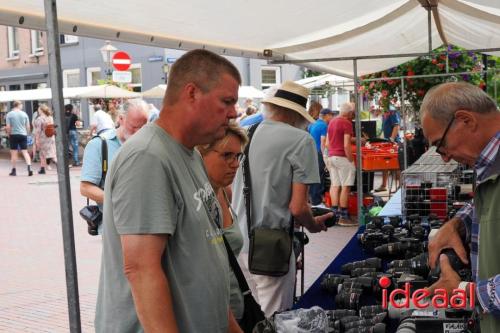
left=354, top=152, right=400, bottom=171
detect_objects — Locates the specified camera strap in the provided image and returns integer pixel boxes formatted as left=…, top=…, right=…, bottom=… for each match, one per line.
left=86, top=135, right=108, bottom=206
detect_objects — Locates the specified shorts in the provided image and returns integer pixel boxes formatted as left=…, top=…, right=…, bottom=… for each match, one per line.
left=328, top=156, right=356, bottom=186
left=9, top=134, right=28, bottom=150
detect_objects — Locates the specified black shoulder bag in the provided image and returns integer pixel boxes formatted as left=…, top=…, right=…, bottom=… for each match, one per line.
left=243, top=124, right=293, bottom=277
left=79, top=135, right=108, bottom=236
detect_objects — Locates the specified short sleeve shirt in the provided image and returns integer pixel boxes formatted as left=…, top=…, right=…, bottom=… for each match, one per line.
left=95, top=123, right=230, bottom=333
left=91, top=110, right=115, bottom=134
left=382, top=111, right=401, bottom=140
left=232, top=120, right=319, bottom=252
left=308, top=119, right=327, bottom=152
left=6, top=109, right=29, bottom=135
left=327, top=117, right=353, bottom=157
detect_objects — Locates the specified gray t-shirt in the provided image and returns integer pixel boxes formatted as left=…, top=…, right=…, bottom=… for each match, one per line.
left=232, top=119, right=319, bottom=252
left=6, top=109, right=29, bottom=135
left=95, top=123, right=230, bottom=333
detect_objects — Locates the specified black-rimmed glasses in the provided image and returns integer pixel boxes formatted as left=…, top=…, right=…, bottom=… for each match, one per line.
left=435, top=116, right=456, bottom=156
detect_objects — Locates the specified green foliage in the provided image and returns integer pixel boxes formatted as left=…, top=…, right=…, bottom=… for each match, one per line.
left=359, top=45, right=485, bottom=113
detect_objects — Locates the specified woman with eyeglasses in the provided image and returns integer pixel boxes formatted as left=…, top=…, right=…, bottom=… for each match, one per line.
left=197, top=121, right=249, bottom=322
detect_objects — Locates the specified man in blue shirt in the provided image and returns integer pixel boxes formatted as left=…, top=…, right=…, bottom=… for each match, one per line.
left=308, top=108, right=335, bottom=205
left=375, top=106, right=401, bottom=192
left=6, top=101, right=33, bottom=176
left=80, top=99, right=148, bottom=235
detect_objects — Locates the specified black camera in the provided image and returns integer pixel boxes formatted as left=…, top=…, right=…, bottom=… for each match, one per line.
left=396, top=308, right=476, bottom=333
left=389, top=252, right=430, bottom=277
left=335, top=289, right=362, bottom=310
left=428, top=249, right=472, bottom=284
left=320, top=274, right=349, bottom=294
left=79, top=205, right=102, bottom=236
left=311, top=206, right=336, bottom=228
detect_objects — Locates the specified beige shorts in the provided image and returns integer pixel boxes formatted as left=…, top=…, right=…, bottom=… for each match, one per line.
left=328, top=156, right=356, bottom=186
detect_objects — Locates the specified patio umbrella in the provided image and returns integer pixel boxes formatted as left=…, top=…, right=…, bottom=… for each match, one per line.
left=238, top=86, right=264, bottom=99
left=141, top=84, right=167, bottom=98
left=74, top=84, right=140, bottom=99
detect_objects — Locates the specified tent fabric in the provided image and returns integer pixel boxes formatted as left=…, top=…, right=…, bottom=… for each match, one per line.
left=0, top=85, right=140, bottom=102
left=0, top=0, right=499, bottom=76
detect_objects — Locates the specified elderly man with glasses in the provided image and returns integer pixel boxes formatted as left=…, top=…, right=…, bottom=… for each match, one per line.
left=421, top=82, right=500, bottom=333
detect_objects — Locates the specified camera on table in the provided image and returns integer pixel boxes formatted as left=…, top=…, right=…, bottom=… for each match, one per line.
left=389, top=252, right=430, bottom=277
left=374, top=238, right=427, bottom=259
left=396, top=308, right=477, bottom=333
left=341, top=258, right=382, bottom=275
left=320, top=274, right=350, bottom=294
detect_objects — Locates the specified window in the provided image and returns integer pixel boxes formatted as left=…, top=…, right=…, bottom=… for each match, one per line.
left=129, top=64, right=142, bottom=92
left=30, top=30, right=44, bottom=54
left=7, top=27, right=20, bottom=58
left=60, top=34, right=79, bottom=45
left=86, top=67, right=102, bottom=86
left=63, top=69, right=81, bottom=88
left=261, top=66, right=281, bottom=90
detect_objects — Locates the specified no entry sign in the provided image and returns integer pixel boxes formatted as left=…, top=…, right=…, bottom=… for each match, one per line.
left=112, top=51, right=131, bottom=71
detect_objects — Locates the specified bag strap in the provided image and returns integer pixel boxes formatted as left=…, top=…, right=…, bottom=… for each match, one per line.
left=222, top=234, right=252, bottom=294
left=242, top=123, right=260, bottom=238
left=86, top=135, right=108, bottom=206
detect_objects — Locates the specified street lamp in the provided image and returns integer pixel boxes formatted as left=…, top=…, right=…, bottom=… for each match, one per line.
left=100, top=41, right=117, bottom=81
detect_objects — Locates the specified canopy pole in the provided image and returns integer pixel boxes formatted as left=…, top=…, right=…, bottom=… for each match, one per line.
left=427, top=7, right=432, bottom=53
left=43, top=1, right=82, bottom=332
left=401, top=78, right=408, bottom=170
left=353, top=59, right=363, bottom=226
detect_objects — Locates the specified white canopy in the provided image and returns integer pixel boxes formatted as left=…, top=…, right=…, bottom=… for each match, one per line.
left=295, top=74, right=353, bottom=90
left=238, top=86, right=265, bottom=99
left=1, top=0, right=500, bottom=76
left=141, top=84, right=167, bottom=99
left=0, top=85, right=140, bottom=102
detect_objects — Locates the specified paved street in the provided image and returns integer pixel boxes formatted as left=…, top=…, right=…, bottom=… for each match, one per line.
left=0, top=153, right=356, bottom=332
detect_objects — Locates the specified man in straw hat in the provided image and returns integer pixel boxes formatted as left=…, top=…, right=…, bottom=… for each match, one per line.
left=232, top=81, right=333, bottom=316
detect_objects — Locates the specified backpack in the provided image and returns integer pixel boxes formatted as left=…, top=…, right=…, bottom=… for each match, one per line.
left=44, top=123, right=56, bottom=137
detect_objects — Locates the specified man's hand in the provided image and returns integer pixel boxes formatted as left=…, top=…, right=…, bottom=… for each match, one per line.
left=428, top=217, right=468, bottom=269
left=427, top=254, right=461, bottom=295
left=305, top=213, right=331, bottom=233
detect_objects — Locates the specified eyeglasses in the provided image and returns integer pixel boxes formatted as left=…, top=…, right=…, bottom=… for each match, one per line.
left=212, top=150, right=245, bottom=164
left=434, top=116, right=456, bottom=156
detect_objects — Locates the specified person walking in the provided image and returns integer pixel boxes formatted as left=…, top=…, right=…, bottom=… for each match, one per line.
left=34, top=104, right=57, bottom=174
left=6, top=101, right=33, bottom=176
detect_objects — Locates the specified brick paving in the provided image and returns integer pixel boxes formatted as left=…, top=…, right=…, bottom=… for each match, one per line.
left=0, top=153, right=357, bottom=332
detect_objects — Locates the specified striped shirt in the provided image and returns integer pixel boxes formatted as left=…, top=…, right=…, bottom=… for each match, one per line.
left=456, top=131, right=500, bottom=315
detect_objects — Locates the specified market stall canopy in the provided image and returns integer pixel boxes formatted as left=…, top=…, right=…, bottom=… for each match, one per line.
left=0, top=85, right=140, bottom=102
left=1, top=0, right=500, bottom=76
left=238, top=86, right=265, bottom=99
left=141, top=84, right=166, bottom=99
left=295, top=74, right=353, bottom=90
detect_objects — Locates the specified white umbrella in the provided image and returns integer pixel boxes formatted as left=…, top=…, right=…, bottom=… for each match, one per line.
left=141, top=84, right=167, bottom=98
left=74, top=84, right=141, bottom=99
left=238, top=86, right=264, bottom=99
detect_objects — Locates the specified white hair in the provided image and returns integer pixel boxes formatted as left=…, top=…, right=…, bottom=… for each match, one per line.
left=339, top=102, right=355, bottom=116
left=120, top=99, right=149, bottom=117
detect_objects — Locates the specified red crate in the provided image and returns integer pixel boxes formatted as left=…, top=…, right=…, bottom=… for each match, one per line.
left=353, top=152, right=400, bottom=171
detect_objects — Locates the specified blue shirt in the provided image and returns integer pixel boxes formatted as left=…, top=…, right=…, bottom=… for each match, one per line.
left=239, top=113, right=263, bottom=127
left=382, top=111, right=400, bottom=141
left=308, top=119, right=327, bottom=152
left=81, top=129, right=122, bottom=211
left=6, top=109, right=29, bottom=135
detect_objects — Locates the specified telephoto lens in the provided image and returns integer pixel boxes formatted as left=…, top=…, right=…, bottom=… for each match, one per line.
left=342, top=313, right=387, bottom=331
left=320, top=274, right=349, bottom=294
left=326, top=309, right=357, bottom=320
left=388, top=215, right=401, bottom=227
left=351, top=267, right=378, bottom=277
left=341, top=258, right=382, bottom=275
left=359, top=305, right=386, bottom=318
left=335, top=290, right=362, bottom=310
left=332, top=315, right=360, bottom=331
left=374, top=242, right=405, bottom=257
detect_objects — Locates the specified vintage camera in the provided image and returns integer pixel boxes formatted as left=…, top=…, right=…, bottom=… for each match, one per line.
left=341, top=258, right=382, bottom=275
left=396, top=308, right=477, bottom=333
left=79, top=205, right=102, bottom=236
left=358, top=230, right=389, bottom=250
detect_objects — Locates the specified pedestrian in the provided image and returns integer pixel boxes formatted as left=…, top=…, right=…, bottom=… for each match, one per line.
left=65, top=104, right=80, bottom=167
left=308, top=108, right=335, bottom=206
left=80, top=99, right=148, bottom=235
left=198, top=121, right=249, bottom=322
left=6, top=101, right=33, bottom=176
left=326, top=102, right=358, bottom=226
left=31, top=108, right=39, bottom=162
left=95, top=49, right=243, bottom=333
left=232, top=81, right=332, bottom=317
left=34, top=104, right=57, bottom=174
left=90, top=103, right=114, bottom=136
left=422, top=82, right=500, bottom=333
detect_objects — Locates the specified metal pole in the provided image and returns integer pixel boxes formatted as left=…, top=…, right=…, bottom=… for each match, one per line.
left=43, top=0, right=82, bottom=332
left=353, top=59, right=363, bottom=226
left=401, top=78, right=408, bottom=170
left=427, top=8, right=432, bottom=53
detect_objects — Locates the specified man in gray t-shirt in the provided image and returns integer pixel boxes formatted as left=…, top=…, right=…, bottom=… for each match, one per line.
left=95, top=49, right=243, bottom=333
left=5, top=101, right=33, bottom=176
left=232, top=81, right=333, bottom=317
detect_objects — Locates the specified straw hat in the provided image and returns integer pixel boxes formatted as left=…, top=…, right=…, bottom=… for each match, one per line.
left=263, top=81, right=314, bottom=123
